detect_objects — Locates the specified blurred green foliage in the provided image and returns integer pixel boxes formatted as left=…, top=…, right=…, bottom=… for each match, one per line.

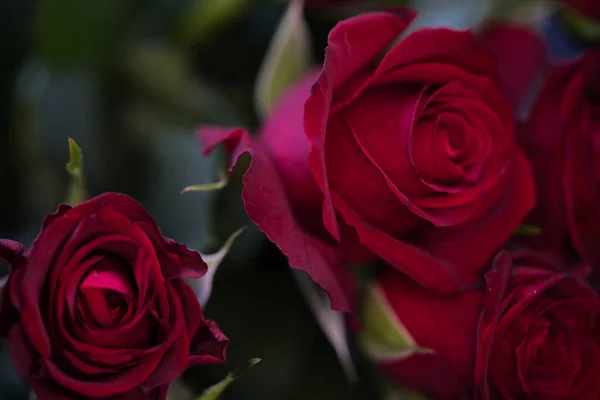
left=37, top=0, right=135, bottom=71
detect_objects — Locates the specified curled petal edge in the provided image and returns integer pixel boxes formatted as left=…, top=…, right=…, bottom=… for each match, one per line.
left=198, top=125, right=354, bottom=312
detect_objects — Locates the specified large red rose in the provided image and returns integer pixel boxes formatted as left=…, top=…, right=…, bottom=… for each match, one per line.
left=199, top=10, right=536, bottom=311
left=0, top=193, right=228, bottom=400
left=521, top=51, right=600, bottom=271
left=366, top=250, right=600, bottom=399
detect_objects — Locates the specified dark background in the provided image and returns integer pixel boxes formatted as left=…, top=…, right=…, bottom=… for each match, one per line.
left=0, top=0, right=383, bottom=398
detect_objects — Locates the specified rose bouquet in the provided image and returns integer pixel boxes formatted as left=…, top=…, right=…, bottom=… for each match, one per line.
left=3, top=0, right=600, bottom=399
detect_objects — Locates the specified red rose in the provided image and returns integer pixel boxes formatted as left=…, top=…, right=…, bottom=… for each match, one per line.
left=305, top=10, right=536, bottom=291
left=365, top=250, right=600, bottom=399
left=199, top=10, right=536, bottom=311
left=0, top=193, right=228, bottom=400
left=522, top=51, right=600, bottom=270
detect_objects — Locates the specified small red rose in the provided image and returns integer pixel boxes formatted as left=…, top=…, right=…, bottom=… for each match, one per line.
left=368, top=250, right=600, bottom=399
left=0, top=193, right=228, bottom=400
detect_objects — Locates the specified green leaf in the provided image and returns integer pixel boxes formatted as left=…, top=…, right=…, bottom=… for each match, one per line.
left=176, top=0, right=256, bottom=46
left=201, top=228, right=246, bottom=270
left=293, top=271, right=357, bottom=382
left=196, top=358, right=262, bottom=400
left=254, top=0, right=312, bottom=118
left=181, top=170, right=229, bottom=194
left=359, top=284, right=433, bottom=361
left=166, top=379, right=195, bottom=400
left=560, top=5, right=600, bottom=42
left=66, top=137, right=83, bottom=174
left=514, top=224, right=541, bottom=236
left=65, top=138, right=87, bottom=206
left=192, top=228, right=246, bottom=307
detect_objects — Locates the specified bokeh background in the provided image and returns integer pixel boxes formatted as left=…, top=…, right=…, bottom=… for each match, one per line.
left=0, top=0, right=588, bottom=398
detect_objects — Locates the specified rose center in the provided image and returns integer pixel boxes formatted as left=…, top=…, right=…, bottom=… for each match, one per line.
left=411, top=83, right=492, bottom=188
left=76, top=257, right=135, bottom=328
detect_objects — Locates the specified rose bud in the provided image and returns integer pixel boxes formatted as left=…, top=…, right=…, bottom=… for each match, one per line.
left=361, top=250, right=600, bottom=399
left=521, top=51, right=600, bottom=272
left=199, top=8, right=536, bottom=311
left=0, top=193, right=228, bottom=400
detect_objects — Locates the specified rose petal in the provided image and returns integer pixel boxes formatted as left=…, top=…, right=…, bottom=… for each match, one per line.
left=375, top=28, right=495, bottom=81
left=520, top=52, right=600, bottom=267
left=418, top=150, right=535, bottom=281
left=163, top=238, right=207, bottom=279
left=327, top=88, right=423, bottom=235
left=140, top=321, right=188, bottom=390
left=475, top=251, right=512, bottom=399
left=7, top=266, right=52, bottom=358
left=6, top=323, right=41, bottom=387
left=260, top=69, right=328, bottom=238
left=305, top=8, right=417, bottom=241
left=189, top=319, right=229, bottom=365
left=77, top=260, right=135, bottom=328
left=40, top=203, right=72, bottom=231
left=378, top=270, right=483, bottom=376
left=22, top=200, right=115, bottom=356
left=379, top=354, right=470, bottom=400
left=80, top=262, right=133, bottom=295
left=0, top=239, right=25, bottom=267
left=0, top=240, right=26, bottom=336
left=330, top=191, right=468, bottom=292
left=44, top=355, right=161, bottom=398
left=51, top=235, right=138, bottom=330
left=480, top=24, right=548, bottom=113
left=170, top=279, right=202, bottom=340
left=519, top=60, right=575, bottom=258
left=60, top=347, right=120, bottom=376
left=198, top=126, right=356, bottom=312
left=84, top=193, right=208, bottom=279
